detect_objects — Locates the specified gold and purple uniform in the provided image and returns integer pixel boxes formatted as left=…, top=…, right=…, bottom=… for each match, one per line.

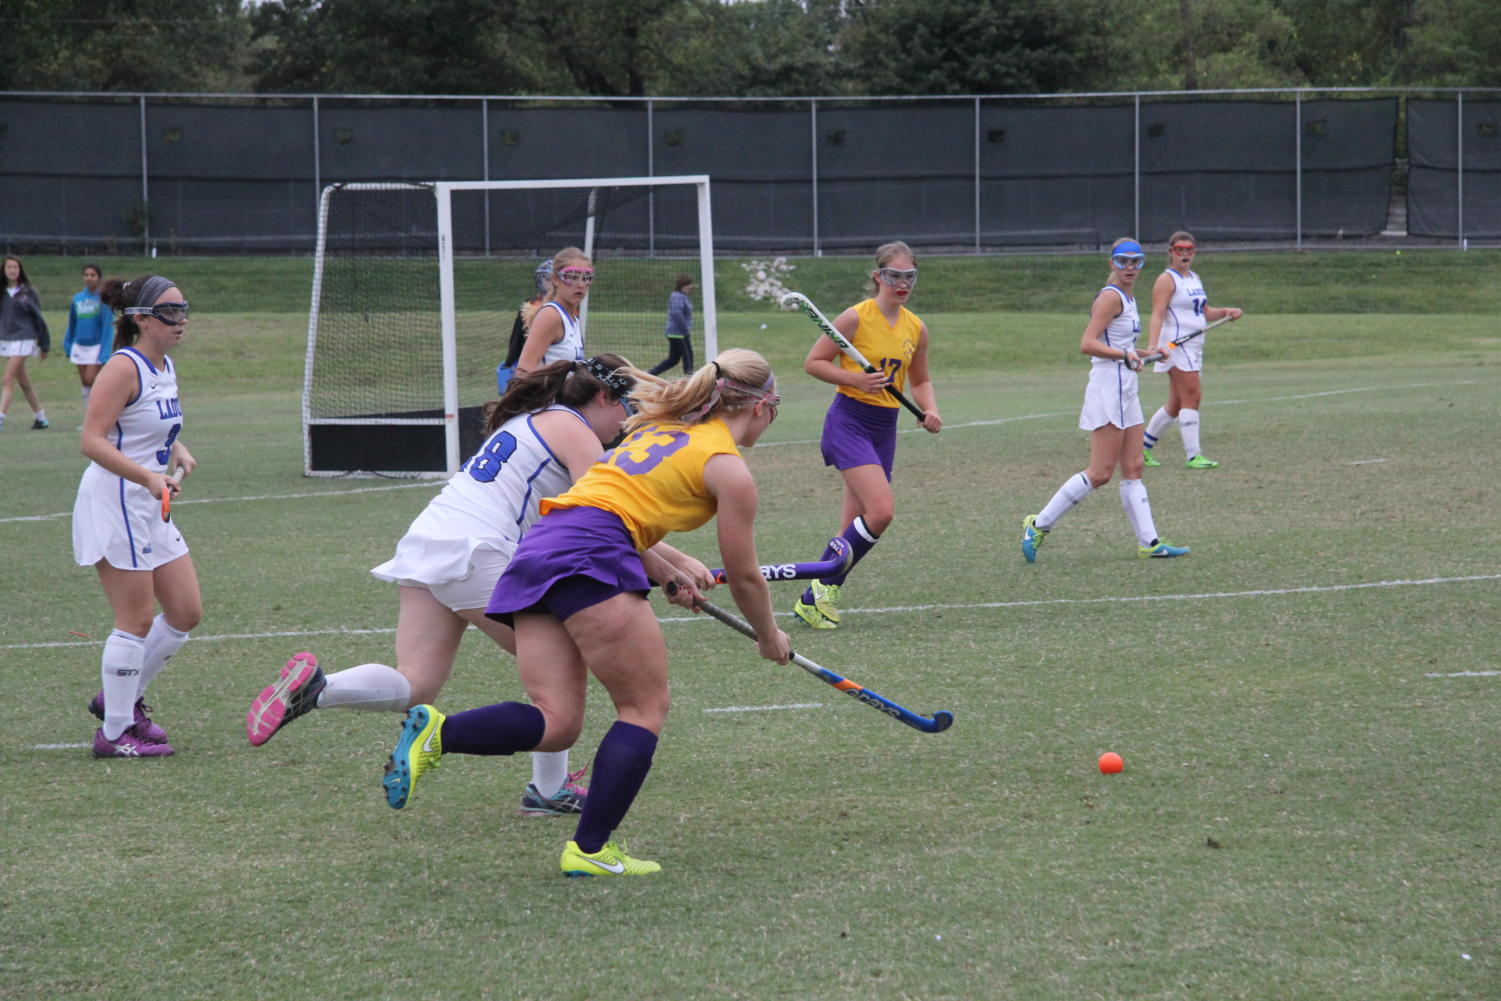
left=822, top=299, right=923, bottom=478
left=834, top=298, right=922, bottom=409
left=487, top=417, right=740, bottom=623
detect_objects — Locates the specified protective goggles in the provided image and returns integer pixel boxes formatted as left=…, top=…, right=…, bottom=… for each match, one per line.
left=1110, top=254, right=1145, bottom=269
left=1170, top=244, right=1197, bottom=253
left=557, top=267, right=594, bottom=286
left=877, top=267, right=919, bottom=288
left=124, top=300, right=190, bottom=326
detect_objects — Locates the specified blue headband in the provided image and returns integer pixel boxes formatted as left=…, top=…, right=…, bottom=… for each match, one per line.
left=1111, top=241, right=1144, bottom=258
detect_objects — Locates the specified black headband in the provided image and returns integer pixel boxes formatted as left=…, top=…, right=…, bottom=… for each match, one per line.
left=584, top=357, right=633, bottom=397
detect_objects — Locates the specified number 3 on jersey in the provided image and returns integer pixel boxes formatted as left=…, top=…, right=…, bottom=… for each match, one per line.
left=611, top=428, right=690, bottom=476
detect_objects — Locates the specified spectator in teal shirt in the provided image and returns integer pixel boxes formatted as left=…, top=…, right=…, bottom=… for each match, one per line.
left=64, top=263, right=114, bottom=408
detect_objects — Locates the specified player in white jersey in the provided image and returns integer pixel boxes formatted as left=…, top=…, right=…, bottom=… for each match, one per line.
left=515, top=247, right=591, bottom=374
left=1143, top=231, right=1244, bottom=469
left=73, top=274, right=201, bottom=758
left=246, top=355, right=715, bottom=815
left=1020, top=240, right=1190, bottom=562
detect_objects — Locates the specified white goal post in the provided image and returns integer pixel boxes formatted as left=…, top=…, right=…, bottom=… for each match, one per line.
left=302, top=175, right=717, bottom=477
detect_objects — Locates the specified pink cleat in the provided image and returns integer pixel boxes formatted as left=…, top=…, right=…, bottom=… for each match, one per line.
left=246, top=652, right=326, bottom=747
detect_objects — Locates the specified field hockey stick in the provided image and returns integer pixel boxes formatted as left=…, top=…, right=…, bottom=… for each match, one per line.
left=159, top=467, right=185, bottom=523
left=709, top=536, right=852, bottom=584
left=779, top=291, right=928, bottom=422
left=665, top=582, right=954, bottom=734
left=1139, top=316, right=1232, bottom=364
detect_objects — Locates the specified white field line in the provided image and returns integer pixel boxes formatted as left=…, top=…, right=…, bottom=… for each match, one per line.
left=3, top=379, right=1487, bottom=521
left=750, top=379, right=1485, bottom=449
left=703, top=702, right=825, bottom=714
left=9, top=573, right=1497, bottom=652
left=1423, top=670, right=1499, bottom=678
left=1349, top=458, right=1389, bottom=465
left=0, top=481, right=439, bottom=525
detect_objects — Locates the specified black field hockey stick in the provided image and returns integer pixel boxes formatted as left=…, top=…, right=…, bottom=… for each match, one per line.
left=1139, top=315, right=1233, bottom=364
left=780, top=291, right=928, bottom=423
left=666, top=582, right=954, bottom=734
left=708, top=536, right=852, bottom=585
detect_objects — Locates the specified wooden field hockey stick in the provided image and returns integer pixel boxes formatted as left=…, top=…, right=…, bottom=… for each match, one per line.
left=665, top=582, right=954, bottom=734
left=779, top=291, right=928, bottom=422
left=1139, top=315, right=1233, bottom=364
left=708, top=536, right=852, bottom=585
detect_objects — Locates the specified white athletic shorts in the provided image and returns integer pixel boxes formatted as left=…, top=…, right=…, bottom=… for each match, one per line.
left=1079, top=364, right=1143, bottom=431
left=1152, top=337, right=1204, bottom=374
left=370, top=535, right=516, bottom=612
left=69, top=343, right=104, bottom=365
left=0, top=338, right=38, bottom=358
left=72, top=465, right=190, bottom=571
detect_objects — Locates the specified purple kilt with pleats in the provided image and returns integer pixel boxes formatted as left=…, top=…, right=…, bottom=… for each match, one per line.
left=484, top=505, right=650, bottom=626
left=820, top=393, right=899, bottom=480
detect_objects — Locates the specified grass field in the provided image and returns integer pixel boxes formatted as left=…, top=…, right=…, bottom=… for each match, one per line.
left=2, top=251, right=1498, bottom=1000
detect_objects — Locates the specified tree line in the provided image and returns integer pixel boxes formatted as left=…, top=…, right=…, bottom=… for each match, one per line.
left=2, top=0, right=1496, bottom=97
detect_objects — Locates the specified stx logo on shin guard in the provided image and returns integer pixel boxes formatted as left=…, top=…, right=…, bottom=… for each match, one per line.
left=113, top=668, right=141, bottom=676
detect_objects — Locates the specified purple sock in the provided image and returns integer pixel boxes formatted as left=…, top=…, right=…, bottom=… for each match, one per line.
left=802, top=516, right=881, bottom=600
left=572, top=720, right=658, bottom=853
left=439, top=701, right=545, bottom=756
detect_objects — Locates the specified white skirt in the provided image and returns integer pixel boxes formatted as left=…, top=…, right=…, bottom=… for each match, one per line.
left=1079, top=363, right=1143, bottom=431
left=69, top=343, right=104, bottom=365
left=1152, top=337, right=1204, bottom=374
left=371, top=533, right=516, bottom=612
left=72, top=465, right=190, bottom=571
left=0, top=338, right=38, bottom=358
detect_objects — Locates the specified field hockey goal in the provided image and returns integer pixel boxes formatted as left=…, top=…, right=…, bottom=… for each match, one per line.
left=302, top=175, right=717, bottom=477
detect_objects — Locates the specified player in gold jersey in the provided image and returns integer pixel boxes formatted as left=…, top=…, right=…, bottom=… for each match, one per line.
left=380, top=349, right=790, bottom=877
left=794, top=241, right=942, bottom=630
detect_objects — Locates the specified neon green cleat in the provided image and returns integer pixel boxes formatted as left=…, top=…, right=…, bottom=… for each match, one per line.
left=1142, top=449, right=1161, bottom=468
left=1138, top=540, right=1191, bottom=558
left=810, top=581, right=842, bottom=623
left=1185, top=455, right=1219, bottom=469
left=793, top=595, right=837, bottom=629
left=560, top=839, right=662, bottom=877
left=1020, top=514, right=1048, bottom=563
left=383, top=704, right=445, bottom=809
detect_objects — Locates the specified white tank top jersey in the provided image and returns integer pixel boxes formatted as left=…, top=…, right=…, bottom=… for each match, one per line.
left=100, top=347, right=183, bottom=472
left=1089, top=286, right=1140, bottom=368
left=424, top=403, right=583, bottom=544
left=539, top=302, right=584, bottom=365
left=1163, top=269, right=1208, bottom=343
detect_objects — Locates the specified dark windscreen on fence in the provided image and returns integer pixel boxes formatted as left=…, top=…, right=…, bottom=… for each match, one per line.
left=0, top=91, right=1488, bottom=253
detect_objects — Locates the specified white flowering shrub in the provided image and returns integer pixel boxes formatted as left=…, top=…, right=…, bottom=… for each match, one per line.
left=741, top=257, right=796, bottom=304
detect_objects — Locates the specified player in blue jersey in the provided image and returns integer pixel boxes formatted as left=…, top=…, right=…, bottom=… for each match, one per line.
left=63, top=264, right=114, bottom=411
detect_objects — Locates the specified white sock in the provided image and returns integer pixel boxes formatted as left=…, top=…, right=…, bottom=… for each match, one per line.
left=136, top=614, right=189, bottom=698
left=100, top=630, right=146, bottom=739
left=1036, top=472, right=1093, bottom=530
left=81, top=385, right=92, bottom=405
left=1143, top=407, right=1175, bottom=450
left=34, top=409, right=46, bottom=422
left=314, top=663, right=412, bottom=712
left=1119, top=478, right=1160, bottom=547
left=1179, top=408, right=1202, bottom=458
left=530, top=750, right=572, bottom=798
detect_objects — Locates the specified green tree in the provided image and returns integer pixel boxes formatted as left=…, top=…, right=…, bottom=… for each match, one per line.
left=652, top=0, right=844, bottom=97
left=836, top=0, right=1112, bottom=96
left=0, top=0, right=249, bottom=92
left=1400, top=0, right=1501, bottom=86
left=248, top=0, right=535, bottom=95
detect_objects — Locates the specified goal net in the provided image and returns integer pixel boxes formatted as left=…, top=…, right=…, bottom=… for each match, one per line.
left=302, top=175, right=716, bottom=476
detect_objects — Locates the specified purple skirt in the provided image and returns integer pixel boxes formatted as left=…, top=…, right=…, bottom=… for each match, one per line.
left=485, top=506, right=650, bottom=626
left=820, top=393, right=899, bottom=481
